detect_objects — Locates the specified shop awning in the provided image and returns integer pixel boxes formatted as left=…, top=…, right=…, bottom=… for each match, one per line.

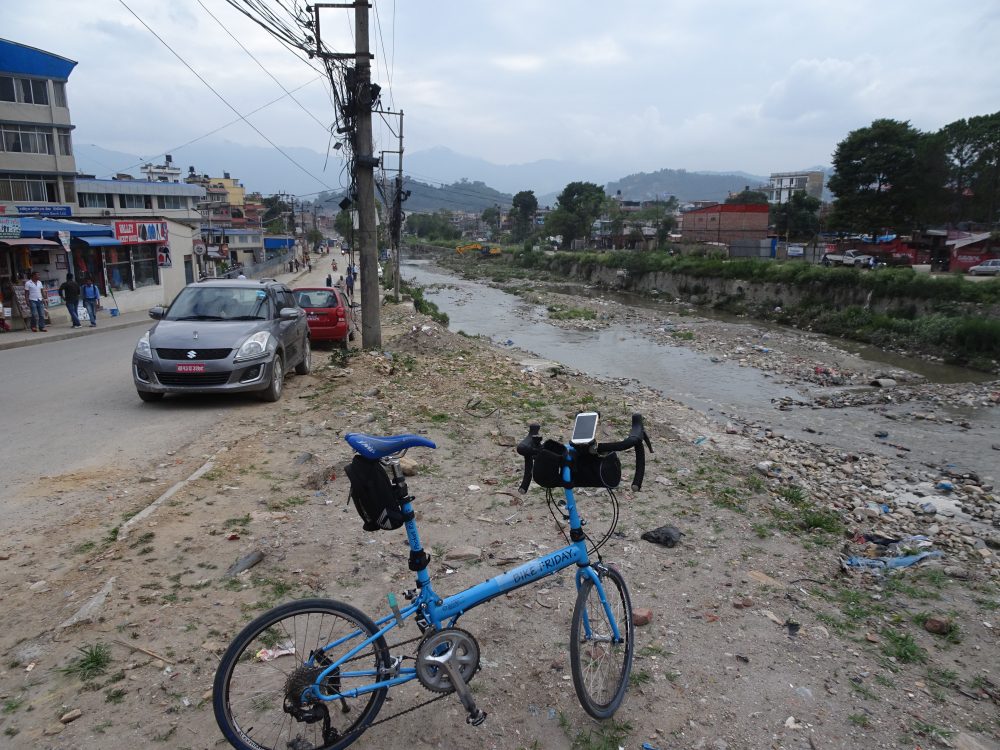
left=207, top=249, right=224, bottom=259
left=0, top=238, right=61, bottom=246
left=76, top=236, right=122, bottom=247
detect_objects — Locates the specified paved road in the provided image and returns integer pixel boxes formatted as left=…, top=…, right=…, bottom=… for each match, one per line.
left=0, top=323, right=262, bottom=507
left=0, top=259, right=362, bottom=517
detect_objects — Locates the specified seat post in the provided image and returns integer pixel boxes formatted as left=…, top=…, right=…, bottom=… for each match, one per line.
left=387, top=456, right=432, bottom=585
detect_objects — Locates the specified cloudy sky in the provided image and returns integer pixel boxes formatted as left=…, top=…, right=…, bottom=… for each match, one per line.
left=5, top=0, right=999, bottom=187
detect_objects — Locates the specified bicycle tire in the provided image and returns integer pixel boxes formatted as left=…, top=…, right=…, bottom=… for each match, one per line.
left=569, top=565, right=634, bottom=719
left=213, top=598, right=390, bottom=750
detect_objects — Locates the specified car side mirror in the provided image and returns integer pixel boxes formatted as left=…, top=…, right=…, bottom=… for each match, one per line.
left=149, top=306, right=166, bottom=320
left=279, top=307, right=301, bottom=320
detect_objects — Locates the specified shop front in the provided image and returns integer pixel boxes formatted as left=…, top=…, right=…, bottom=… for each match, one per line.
left=0, top=216, right=115, bottom=328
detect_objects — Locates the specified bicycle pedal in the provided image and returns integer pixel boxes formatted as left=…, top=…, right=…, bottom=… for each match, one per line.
left=467, top=709, right=487, bottom=726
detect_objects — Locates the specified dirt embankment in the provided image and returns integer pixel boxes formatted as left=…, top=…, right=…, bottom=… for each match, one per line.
left=0, top=296, right=997, bottom=750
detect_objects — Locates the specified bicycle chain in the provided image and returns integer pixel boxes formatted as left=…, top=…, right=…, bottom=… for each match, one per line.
left=362, top=633, right=451, bottom=728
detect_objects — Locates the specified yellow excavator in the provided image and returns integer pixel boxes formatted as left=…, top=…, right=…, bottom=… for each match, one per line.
left=456, top=242, right=501, bottom=257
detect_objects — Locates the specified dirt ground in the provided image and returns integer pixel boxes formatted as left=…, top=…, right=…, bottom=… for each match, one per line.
left=0, top=286, right=998, bottom=750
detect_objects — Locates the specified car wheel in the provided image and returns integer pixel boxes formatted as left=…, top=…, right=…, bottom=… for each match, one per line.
left=259, top=356, right=284, bottom=402
left=137, top=390, right=163, bottom=403
left=295, top=337, right=311, bottom=375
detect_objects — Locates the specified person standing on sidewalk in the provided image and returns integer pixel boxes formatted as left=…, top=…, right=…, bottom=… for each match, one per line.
left=81, top=276, right=101, bottom=327
left=345, top=268, right=355, bottom=301
left=25, top=272, right=47, bottom=332
left=59, top=272, right=82, bottom=328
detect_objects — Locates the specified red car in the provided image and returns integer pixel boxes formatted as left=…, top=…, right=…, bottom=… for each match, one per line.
left=293, top=287, right=354, bottom=347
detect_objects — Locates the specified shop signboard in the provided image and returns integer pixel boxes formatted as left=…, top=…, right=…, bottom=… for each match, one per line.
left=0, top=216, right=21, bottom=238
left=16, top=205, right=71, bottom=217
left=46, top=288, right=62, bottom=308
left=113, top=220, right=168, bottom=243
left=787, top=245, right=805, bottom=257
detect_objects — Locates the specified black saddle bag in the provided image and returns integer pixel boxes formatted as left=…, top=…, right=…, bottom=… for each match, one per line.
left=532, top=439, right=622, bottom=489
left=345, top=455, right=409, bottom=531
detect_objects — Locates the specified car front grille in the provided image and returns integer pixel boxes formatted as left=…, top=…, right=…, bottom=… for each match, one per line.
left=157, top=348, right=232, bottom=360
left=155, top=372, right=232, bottom=387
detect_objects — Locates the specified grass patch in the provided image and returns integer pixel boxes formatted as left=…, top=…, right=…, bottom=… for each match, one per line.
left=547, top=305, right=597, bottom=321
left=848, top=713, right=871, bottom=727
left=629, top=669, right=652, bottom=687
left=880, top=628, right=927, bottom=664
left=59, top=643, right=112, bottom=681
left=105, top=688, right=127, bottom=704
left=559, top=713, right=632, bottom=750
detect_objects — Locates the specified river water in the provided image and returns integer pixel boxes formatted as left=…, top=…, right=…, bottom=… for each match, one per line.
left=401, top=259, right=999, bottom=478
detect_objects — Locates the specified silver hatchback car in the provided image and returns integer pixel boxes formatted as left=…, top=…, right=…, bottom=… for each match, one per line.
left=132, top=279, right=311, bottom=402
left=967, top=258, right=1000, bottom=276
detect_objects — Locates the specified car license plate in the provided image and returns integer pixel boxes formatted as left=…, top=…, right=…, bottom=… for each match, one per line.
left=307, top=314, right=319, bottom=320
left=176, top=363, right=206, bottom=373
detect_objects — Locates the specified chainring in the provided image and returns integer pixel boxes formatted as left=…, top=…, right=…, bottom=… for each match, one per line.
left=415, top=628, right=481, bottom=694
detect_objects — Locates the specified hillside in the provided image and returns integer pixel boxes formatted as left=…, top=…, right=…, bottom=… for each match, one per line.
left=606, top=167, right=769, bottom=203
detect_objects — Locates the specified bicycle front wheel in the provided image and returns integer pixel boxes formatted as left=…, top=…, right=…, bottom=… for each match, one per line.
left=569, top=565, right=634, bottom=719
left=213, top=598, right=389, bottom=750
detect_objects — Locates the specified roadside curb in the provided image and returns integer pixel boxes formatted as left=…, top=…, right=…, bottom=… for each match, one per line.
left=0, top=268, right=317, bottom=353
left=0, top=316, right=150, bottom=352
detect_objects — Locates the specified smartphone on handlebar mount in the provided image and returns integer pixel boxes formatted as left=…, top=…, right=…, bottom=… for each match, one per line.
left=570, top=412, right=599, bottom=446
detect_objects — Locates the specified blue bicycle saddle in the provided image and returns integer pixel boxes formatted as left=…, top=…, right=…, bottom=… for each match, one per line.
left=345, top=432, right=437, bottom=460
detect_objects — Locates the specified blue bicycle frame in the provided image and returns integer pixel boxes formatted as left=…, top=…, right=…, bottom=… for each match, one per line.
left=304, top=444, right=624, bottom=703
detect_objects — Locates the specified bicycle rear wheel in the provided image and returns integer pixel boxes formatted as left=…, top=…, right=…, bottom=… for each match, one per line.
left=213, top=598, right=389, bottom=750
left=569, top=565, right=634, bottom=719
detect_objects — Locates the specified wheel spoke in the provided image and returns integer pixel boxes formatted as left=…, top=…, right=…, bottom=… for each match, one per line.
left=214, top=600, right=388, bottom=750
left=570, top=568, right=634, bottom=719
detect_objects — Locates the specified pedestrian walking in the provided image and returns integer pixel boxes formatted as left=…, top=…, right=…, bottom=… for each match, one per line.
left=25, top=271, right=47, bottom=332
left=345, top=269, right=355, bottom=300
left=325, top=273, right=333, bottom=287
left=294, top=259, right=300, bottom=272
left=81, top=276, right=101, bottom=327
left=59, top=272, right=81, bottom=328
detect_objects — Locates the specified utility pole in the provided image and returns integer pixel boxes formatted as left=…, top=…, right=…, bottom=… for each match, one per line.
left=312, top=1, right=381, bottom=347
left=353, top=4, right=380, bottom=347
left=378, top=108, right=405, bottom=301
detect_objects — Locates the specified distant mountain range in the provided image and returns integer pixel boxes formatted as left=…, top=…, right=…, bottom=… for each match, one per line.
left=73, top=142, right=826, bottom=212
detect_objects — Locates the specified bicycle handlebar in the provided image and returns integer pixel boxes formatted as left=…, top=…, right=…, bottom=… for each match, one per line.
left=516, top=413, right=652, bottom=494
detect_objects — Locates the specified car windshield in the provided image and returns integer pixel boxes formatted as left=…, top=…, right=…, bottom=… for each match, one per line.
left=165, top=286, right=269, bottom=321
left=296, top=290, right=339, bottom=309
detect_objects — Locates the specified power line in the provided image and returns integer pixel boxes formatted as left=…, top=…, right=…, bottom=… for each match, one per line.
left=118, top=0, right=335, bottom=190
left=100, top=77, right=323, bottom=178
left=197, top=0, right=331, bottom=134
left=372, top=0, right=394, bottom=110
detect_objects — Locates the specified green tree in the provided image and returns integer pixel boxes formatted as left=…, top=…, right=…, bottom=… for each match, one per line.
left=334, top=209, right=353, bottom=240
left=404, top=211, right=460, bottom=242
left=967, top=111, right=1000, bottom=225
left=544, top=181, right=605, bottom=248
left=262, top=194, right=292, bottom=233
left=828, top=119, right=931, bottom=234
left=725, top=188, right=769, bottom=204
left=305, top=228, right=324, bottom=251
left=510, top=190, right=538, bottom=242
left=771, top=192, right=821, bottom=240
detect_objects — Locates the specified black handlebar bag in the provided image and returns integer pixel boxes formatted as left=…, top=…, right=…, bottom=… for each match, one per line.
left=532, top=439, right=622, bottom=489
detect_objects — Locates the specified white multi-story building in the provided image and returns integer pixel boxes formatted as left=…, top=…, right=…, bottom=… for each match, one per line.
left=765, top=171, right=824, bottom=204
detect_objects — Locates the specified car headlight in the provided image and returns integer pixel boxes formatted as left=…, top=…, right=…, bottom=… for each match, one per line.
left=235, top=331, right=272, bottom=361
left=135, top=331, right=152, bottom=359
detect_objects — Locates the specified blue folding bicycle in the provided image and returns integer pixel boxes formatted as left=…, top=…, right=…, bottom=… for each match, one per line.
left=213, top=412, right=651, bottom=750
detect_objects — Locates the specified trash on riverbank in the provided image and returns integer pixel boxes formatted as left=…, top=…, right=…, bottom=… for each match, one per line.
left=641, top=525, right=684, bottom=548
